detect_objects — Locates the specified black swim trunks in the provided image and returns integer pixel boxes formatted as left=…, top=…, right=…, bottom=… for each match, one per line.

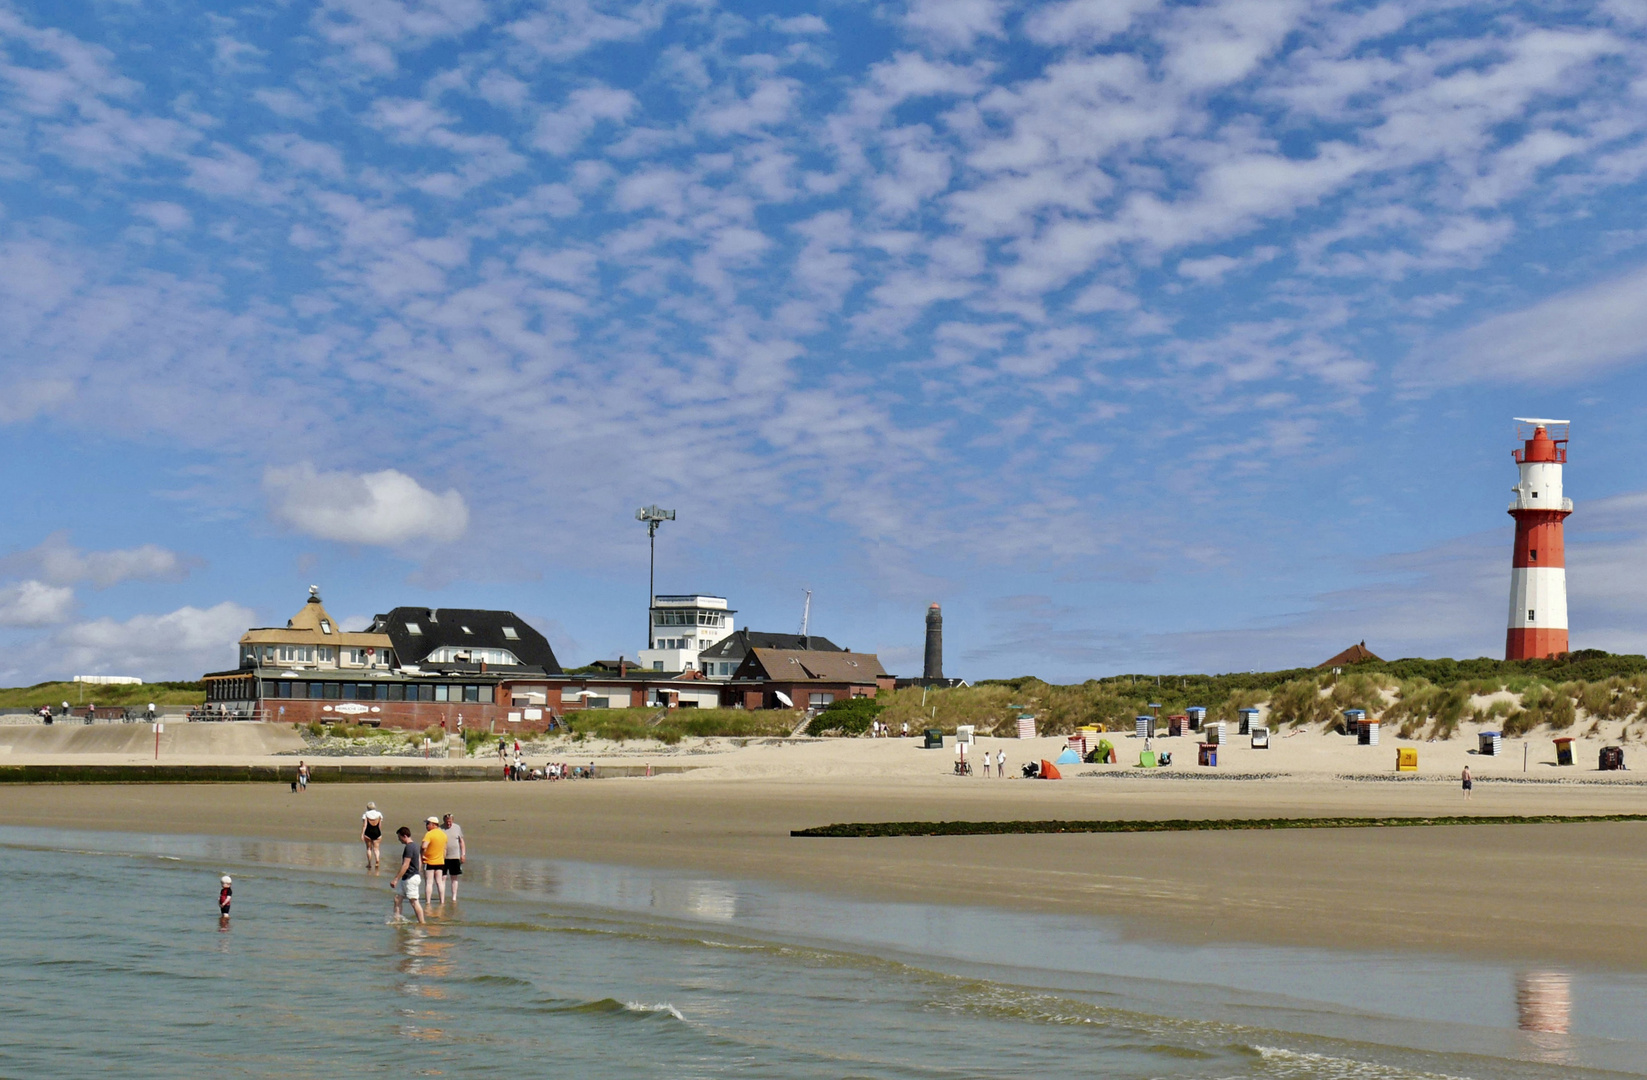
left=444, top=858, right=462, bottom=877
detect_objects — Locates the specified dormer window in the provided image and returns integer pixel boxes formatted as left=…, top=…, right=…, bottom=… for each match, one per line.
left=405, top=623, right=421, bottom=635
left=320, top=620, right=332, bottom=634
left=502, top=626, right=519, bottom=640
left=461, top=626, right=473, bottom=635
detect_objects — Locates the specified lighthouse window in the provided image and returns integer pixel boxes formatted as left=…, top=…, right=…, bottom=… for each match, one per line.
left=1528, top=609, right=1536, bottom=621
left=1531, top=491, right=1538, bottom=498
left=1530, top=549, right=1538, bottom=561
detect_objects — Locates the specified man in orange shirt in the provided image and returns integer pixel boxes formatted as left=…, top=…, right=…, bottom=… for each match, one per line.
left=421, top=816, right=448, bottom=903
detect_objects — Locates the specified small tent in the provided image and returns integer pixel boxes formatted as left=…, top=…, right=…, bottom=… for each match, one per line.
left=1054, top=747, right=1081, bottom=765
left=1039, top=759, right=1061, bottom=779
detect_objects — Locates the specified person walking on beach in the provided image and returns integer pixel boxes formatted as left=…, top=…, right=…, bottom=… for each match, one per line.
left=1462, top=765, right=1473, bottom=800
left=421, top=816, right=448, bottom=904
left=441, top=813, right=465, bottom=900
left=997, top=749, right=1005, bottom=777
left=361, top=802, right=384, bottom=869
left=297, top=761, right=310, bottom=792
left=391, top=827, right=425, bottom=924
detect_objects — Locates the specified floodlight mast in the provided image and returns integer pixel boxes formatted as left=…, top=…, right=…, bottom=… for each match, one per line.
left=635, top=505, right=676, bottom=650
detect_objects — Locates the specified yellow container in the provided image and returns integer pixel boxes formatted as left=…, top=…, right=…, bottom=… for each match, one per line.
left=1395, top=747, right=1418, bottom=772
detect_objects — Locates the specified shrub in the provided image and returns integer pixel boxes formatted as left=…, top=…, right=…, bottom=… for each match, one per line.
left=807, top=696, right=884, bottom=737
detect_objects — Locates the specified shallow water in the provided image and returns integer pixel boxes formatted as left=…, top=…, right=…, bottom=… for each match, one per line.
left=1, top=825, right=1642, bottom=1078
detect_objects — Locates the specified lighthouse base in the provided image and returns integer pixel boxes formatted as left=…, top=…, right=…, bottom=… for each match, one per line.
left=1506, top=628, right=1569, bottom=661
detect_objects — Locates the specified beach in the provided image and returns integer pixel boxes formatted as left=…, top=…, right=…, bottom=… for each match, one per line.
left=4, top=722, right=1646, bottom=969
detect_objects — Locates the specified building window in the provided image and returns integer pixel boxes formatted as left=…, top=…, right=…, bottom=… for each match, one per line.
left=1530, top=549, right=1537, bottom=561
left=435, top=685, right=449, bottom=702
left=1528, top=609, right=1535, bottom=621
left=318, top=647, right=335, bottom=662
left=320, top=620, right=332, bottom=634
left=653, top=661, right=663, bottom=671
left=387, top=684, right=404, bottom=702
left=464, top=685, right=481, bottom=703
left=809, top=692, right=834, bottom=707
left=405, top=622, right=421, bottom=635
left=461, top=626, right=473, bottom=635
left=502, top=626, right=519, bottom=640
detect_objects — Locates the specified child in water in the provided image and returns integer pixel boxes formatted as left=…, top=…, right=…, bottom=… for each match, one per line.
left=218, top=875, right=233, bottom=916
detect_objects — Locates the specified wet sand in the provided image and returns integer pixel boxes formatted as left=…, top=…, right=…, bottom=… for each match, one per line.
left=4, top=773, right=1645, bottom=969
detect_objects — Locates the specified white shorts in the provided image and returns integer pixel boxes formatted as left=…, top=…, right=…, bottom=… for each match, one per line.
left=396, top=874, right=422, bottom=901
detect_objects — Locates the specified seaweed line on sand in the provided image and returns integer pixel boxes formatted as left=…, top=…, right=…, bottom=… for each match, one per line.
left=790, top=813, right=1647, bottom=838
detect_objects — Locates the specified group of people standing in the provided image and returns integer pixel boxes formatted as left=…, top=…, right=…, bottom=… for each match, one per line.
left=360, top=803, right=466, bottom=925
left=955, top=742, right=1007, bottom=777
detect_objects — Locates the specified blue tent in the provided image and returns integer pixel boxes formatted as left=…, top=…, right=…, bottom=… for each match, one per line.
left=1054, top=747, right=1081, bottom=764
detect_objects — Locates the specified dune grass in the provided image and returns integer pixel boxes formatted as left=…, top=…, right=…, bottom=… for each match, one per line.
left=0, top=681, right=205, bottom=709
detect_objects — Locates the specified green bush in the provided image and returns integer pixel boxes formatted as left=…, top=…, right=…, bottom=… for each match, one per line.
left=806, top=696, right=884, bottom=737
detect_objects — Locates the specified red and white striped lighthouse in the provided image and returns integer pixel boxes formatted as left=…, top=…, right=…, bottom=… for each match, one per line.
left=1505, top=419, right=1572, bottom=661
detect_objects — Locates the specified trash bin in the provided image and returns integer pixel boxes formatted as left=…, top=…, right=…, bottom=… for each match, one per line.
left=1554, top=737, right=1574, bottom=766
left=923, top=728, right=943, bottom=749
left=1197, top=742, right=1217, bottom=767
left=1395, top=747, right=1418, bottom=772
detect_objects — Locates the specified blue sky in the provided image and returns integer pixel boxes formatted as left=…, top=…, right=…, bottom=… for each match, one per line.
left=3, top=0, right=1646, bottom=683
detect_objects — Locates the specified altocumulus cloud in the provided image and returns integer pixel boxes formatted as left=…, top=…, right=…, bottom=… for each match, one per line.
left=0, top=532, right=198, bottom=588
left=264, top=464, right=469, bottom=546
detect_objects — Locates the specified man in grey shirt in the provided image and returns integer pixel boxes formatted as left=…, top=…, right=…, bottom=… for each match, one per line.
left=390, top=826, right=425, bottom=924
left=441, top=813, right=466, bottom=900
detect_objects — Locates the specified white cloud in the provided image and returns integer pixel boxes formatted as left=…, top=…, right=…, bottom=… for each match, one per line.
left=0, top=533, right=199, bottom=588
left=904, top=0, right=1005, bottom=51
left=0, top=581, right=75, bottom=626
left=531, top=85, right=637, bottom=155
left=48, top=601, right=256, bottom=680
left=1405, top=264, right=1647, bottom=387
left=264, top=464, right=469, bottom=546
left=134, top=201, right=191, bottom=230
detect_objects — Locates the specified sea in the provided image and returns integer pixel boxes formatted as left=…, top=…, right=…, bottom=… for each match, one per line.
left=2, top=824, right=1643, bottom=1079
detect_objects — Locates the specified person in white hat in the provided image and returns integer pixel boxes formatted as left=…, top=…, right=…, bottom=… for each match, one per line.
left=218, top=876, right=233, bottom=916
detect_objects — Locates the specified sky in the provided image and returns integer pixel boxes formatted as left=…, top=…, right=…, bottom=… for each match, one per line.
left=2, top=0, right=1646, bottom=684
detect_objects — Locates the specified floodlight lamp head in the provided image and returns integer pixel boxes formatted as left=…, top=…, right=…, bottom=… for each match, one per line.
left=635, top=505, right=675, bottom=523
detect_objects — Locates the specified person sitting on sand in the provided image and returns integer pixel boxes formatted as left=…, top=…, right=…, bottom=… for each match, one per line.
left=391, top=826, right=425, bottom=924
left=362, top=802, right=384, bottom=869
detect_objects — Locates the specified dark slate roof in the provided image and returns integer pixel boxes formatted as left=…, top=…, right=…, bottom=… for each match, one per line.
left=697, top=629, right=845, bottom=661
left=369, top=608, right=562, bottom=674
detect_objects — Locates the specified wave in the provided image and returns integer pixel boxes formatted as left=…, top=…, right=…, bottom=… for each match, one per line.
left=1250, top=1045, right=1477, bottom=1080
left=544, top=997, right=686, bottom=1023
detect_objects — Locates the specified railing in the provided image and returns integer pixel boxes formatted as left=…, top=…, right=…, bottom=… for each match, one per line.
left=1508, top=498, right=1574, bottom=512
left=1512, top=447, right=1567, bottom=464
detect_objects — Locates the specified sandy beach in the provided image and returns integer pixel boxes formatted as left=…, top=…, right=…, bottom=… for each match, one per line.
left=3, top=721, right=1645, bottom=970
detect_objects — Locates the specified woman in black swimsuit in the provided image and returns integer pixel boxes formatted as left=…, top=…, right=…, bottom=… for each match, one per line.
left=361, top=801, right=384, bottom=869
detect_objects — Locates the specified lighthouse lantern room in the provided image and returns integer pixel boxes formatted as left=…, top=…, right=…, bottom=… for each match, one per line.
left=1505, top=418, right=1572, bottom=661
